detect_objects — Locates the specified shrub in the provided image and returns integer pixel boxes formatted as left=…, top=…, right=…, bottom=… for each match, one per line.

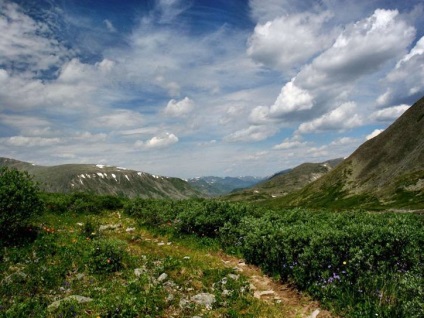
left=0, top=167, right=43, bottom=244
left=89, top=239, right=127, bottom=273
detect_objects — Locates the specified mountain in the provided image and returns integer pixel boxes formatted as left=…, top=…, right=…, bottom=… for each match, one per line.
left=187, top=176, right=264, bottom=196
left=226, top=158, right=343, bottom=201
left=276, top=96, right=424, bottom=209
left=0, top=157, right=203, bottom=199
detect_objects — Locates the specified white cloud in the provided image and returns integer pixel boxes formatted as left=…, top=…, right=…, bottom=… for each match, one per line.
left=297, top=9, right=415, bottom=90
left=247, top=12, right=334, bottom=71
left=94, top=110, right=144, bottom=129
left=273, top=138, right=307, bottom=150
left=135, top=133, right=179, bottom=149
left=104, top=19, right=116, bottom=32
left=4, top=136, right=61, bottom=147
left=0, top=1, right=69, bottom=73
left=224, top=125, right=277, bottom=142
left=164, top=97, right=194, bottom=117
left=371, top=104, right=409, bottom=122
left=270, top=81, right=314, bottom=116
left=378, top=36, right=424, bottom=106
left=297, top=102, right=362, bottom=134
left=366, top=129, right=384, bottom=140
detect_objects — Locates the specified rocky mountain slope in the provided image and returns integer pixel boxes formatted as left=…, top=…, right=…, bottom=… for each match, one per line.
left=187, top=176, right=264, bottom=196
left=0, top=157, right=202, bottom=199
left=226, top=158, right=343, bottom=201
left=280, top=96, right=424, bottom=208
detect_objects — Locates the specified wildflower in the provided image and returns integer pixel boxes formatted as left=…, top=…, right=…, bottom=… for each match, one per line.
left=343, top=261, right=347, bottom=265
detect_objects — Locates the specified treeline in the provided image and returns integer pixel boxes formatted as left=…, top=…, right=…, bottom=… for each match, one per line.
left=125, top=198, right=424, bottom=318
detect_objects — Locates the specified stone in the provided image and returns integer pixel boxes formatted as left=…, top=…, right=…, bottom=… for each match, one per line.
left=308, top=309, right=321, bottom=318
left=191, top=293, right=216, bottom=309
left=157, top=273, right=168, bottom=283
left=48, top=295, right=93, bottom=311
left=254, top=290, right=275, bottom=299
left=126, top=227, right=136, bottom=233
left=134, top=267, right=146, bottom=277
left=99, top=223, right=121, bottom=231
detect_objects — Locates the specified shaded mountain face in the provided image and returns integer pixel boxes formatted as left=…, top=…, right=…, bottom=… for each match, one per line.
left=0, top=158, right=202, bottom=199
left=279, top=96, right=424, bottom=209
left=225, top=158, right=343, bottom=201
left=187, top=176, right=264, bottom=196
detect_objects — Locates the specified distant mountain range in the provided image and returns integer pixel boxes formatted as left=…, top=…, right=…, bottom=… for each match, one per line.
left=0, top=158, right=203, bottom=199
left=3, top=96, right=423, bottom=208
left=187, top=176, right=265, bottom=196
left=226, top=158, right=343, bottom=201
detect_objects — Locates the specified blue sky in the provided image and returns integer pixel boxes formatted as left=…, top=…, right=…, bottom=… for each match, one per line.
left=1, top=0, right=424, bottom=178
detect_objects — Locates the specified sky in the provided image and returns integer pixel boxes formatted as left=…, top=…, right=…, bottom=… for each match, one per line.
left=1, top=0, right=424, bottom=178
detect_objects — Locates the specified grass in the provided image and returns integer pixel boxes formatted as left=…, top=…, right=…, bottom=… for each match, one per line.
left=0, top=209, right=300, bottom=318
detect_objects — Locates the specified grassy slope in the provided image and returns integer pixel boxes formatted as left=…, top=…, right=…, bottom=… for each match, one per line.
left=226, top=159, right=343, bottom=203
left=267, top=96, right=424, bottom=210
left=0, top=158, right=203, bottom=199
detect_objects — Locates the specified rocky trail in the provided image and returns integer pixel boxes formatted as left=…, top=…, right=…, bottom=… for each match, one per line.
left=219, top=253, right=333, bottom=318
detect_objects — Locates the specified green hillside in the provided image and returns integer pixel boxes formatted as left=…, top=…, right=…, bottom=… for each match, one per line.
left=0, top=158, right=202, bottom=199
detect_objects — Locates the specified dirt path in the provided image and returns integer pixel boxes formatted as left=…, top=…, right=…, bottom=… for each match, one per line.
left=218, top=252, right=334, bottom=318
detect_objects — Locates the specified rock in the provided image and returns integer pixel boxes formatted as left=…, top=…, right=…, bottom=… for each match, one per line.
left=254, top=290, right=275, bottom=299
left=191, top=293, right=216, bottom=309
left=179, top=298, right=190, bottom=309
left=228, top=274, right=239, bottom=280
left=134, top=267, right=146, bottom=277
left=183, top=256, right=190, bottom=260
left=99, top=223, right=121, bottom=231
left=157, top=273, right=168, bottom=283
left=76, top=222, right=83, bottom=226
left=126, top=227, right=136, bottom=233
left=75, top=273, right=85, bottom=280
left=48, top=295, right=93, bottom=311
left=308, top=309, right=321, bottom=318
left=158, top=242, right=165, bottom=246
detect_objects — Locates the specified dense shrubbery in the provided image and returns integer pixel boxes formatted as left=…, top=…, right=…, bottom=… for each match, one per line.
left=42, top=192, right=125, bottom=214
left=232, top=210, right=424, bottom=317
left=124, top=198, right=424, bottom=317
left=0, top=167, right=43, bottom=244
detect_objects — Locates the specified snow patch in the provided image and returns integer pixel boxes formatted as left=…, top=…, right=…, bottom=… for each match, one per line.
left=112, top=173, right=117, bottom=181
left=96, top=164, right=105, bottom=168
left=125, top=175, right=130, bottom=181
left=97, top=172, right=104, bottom=178
left=117, top=166, right=127, bottom=170
left=80, top=174, right=86, bottom=179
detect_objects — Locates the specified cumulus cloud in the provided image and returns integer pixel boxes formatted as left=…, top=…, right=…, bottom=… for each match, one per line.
left=249, top=9, right=415, bottom=128
left=297, top=102, right=362, bottom=134
left=164, top=97, right=194, bottom=117
left=247, top=12, right=334, bottom=71
left=371, top=104, right=409, bottom=122
left=296, top=9, right=415, bottom=90
left=135, top=133, right=179, bottom=149
left=366, top=129, right=384, bottom=140
left=224, top=125, right=278, bottom=142
left=377, top=36, right=424, bottom=106
left=273, top=137, right=307, bottom=150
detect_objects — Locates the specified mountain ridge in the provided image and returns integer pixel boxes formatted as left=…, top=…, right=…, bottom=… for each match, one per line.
left=276, top=95, right=424, bottom=209
left=0, top=157, right=203, bottom=199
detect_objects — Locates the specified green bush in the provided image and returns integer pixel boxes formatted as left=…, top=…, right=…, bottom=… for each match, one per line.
left=89, top=239, right=127, bottom=273
left=0, top=167, right=43, bottom=244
